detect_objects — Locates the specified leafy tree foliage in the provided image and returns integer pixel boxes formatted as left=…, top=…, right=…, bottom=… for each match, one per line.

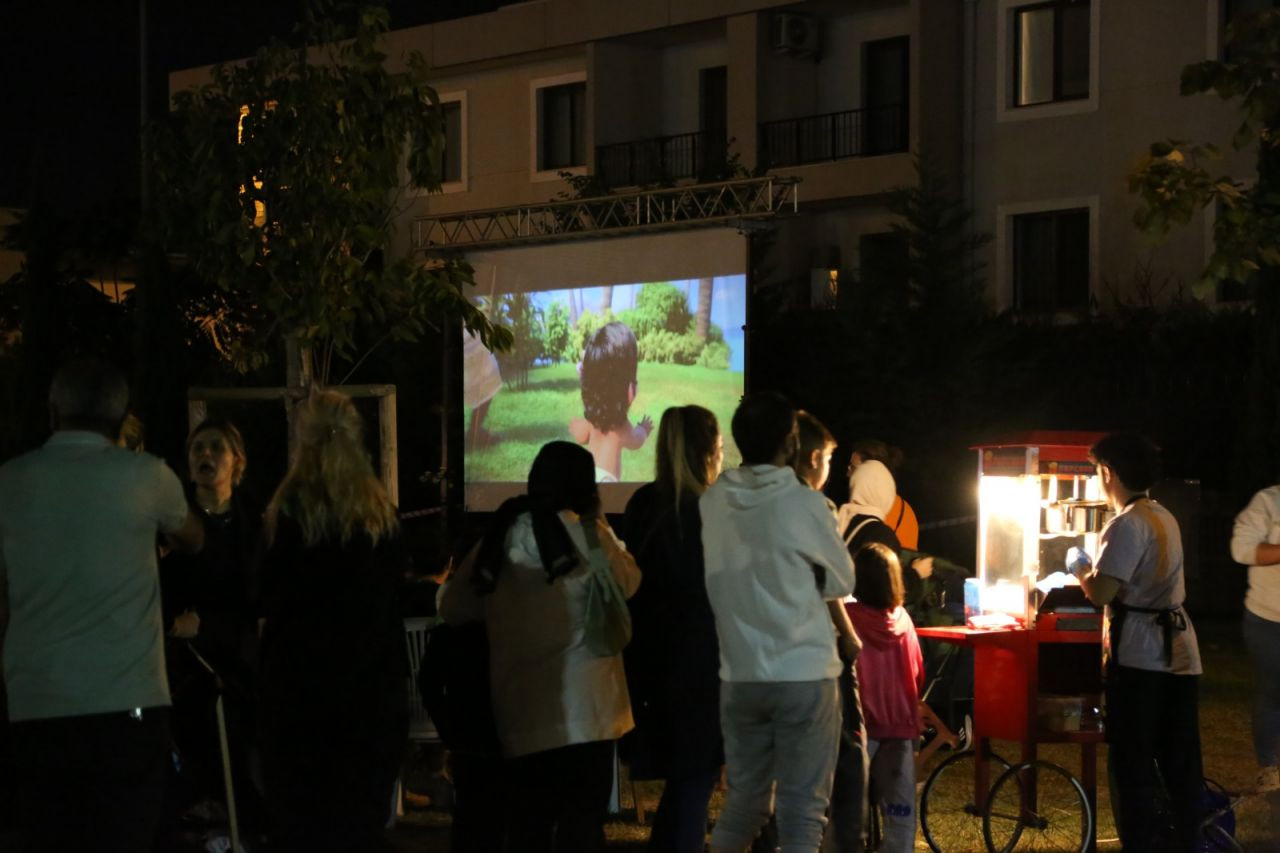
left=617, top=282, right=693, bottom=338
left=1129, top=10, right=1280, bottom=297
left=147, top=1, right=508, bottom=381
left=542, top=301, right=571, bottom=363
left=1128, top=8, right=1280, bottom=487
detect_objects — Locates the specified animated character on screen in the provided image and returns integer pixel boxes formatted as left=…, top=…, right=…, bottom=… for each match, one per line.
left=569, top=322, right=653, bottom=483
left=463, top=328, right=501, bottom=450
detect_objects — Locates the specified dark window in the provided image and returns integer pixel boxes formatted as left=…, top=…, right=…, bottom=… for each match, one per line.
left=538, top=81, right=586, bottom=170
left=1222, top=0, right=1280, bottom=61
left=440, top=101, right=463, bottom=184
left=864, top=37, right=909, bottom=155
left=1013, top=208, right=1089, bottom=311
left=1014, top=1, right=1090, bottom=107
left=699, top=66, right=728, bottom=177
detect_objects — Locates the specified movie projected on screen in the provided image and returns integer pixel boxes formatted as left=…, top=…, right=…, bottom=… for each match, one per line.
left=463, top=230, right=747, bottom=512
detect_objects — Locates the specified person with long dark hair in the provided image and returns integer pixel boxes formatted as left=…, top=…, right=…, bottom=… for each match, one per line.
left=622, top=405, right=724, bottom=853
left=439, top=440, right=641, bottom=853
left=258, top=390, right=409, bottom=851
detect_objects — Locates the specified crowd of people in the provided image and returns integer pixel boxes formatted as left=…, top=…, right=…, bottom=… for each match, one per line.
left=0, top=359, right=1276, bottom=853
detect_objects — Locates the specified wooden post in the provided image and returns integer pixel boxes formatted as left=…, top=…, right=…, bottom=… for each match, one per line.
left=379, top=391, right=398, bottom=506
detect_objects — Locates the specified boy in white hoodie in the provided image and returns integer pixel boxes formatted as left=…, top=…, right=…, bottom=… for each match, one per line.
left=700, top=392, right=857, bottom=853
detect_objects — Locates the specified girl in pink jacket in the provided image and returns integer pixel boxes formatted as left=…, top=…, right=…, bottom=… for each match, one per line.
left=845, top=542, right=925, bottom=853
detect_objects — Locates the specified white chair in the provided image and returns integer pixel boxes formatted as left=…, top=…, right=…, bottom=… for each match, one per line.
left=392, top=616, right=441, bottom=821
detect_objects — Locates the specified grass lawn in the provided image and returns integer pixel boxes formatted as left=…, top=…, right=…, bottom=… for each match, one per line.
left=466, top=362, right=744, bottom=484
left=393, top=618, right=1278, bottom=852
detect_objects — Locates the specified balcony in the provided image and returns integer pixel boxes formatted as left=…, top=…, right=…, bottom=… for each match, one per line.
left=759, top=104, right=907, bottom=169
left=596, top=131, right=730, bottom=189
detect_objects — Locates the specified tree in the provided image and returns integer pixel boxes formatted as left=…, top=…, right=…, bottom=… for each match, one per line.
left=885, top=154, right=990, bottom=325
left=695, top=278, right=713, bottom=340
left=542, top=301, right=571, bottom=364
left=1128, top=9, right=1280, bottom=486
left=147, top=1, right=508, bottom=383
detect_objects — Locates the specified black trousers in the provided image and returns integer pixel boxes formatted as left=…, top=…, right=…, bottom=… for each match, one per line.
left=505, top=739, right=615, bottom=853
left=9, top=707, right=170, bottom=853
left=822, top=664, right=869, bottom=852
left=1105, top=664, right=1203, bottom=853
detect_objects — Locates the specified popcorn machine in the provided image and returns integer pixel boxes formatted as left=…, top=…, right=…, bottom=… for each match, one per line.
left=971, top=431, right=1110, bottom=625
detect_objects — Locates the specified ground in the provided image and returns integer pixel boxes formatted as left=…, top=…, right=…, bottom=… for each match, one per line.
left=390, top=618, right=1279, bottom=852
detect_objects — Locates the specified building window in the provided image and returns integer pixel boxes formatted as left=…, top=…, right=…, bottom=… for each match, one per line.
left=1012, top=208, right=1089, bottom=311
left=1222, top=0, right=1279, bottom=60
left=536, top=81, right=586, bottom=171
left=1013, top=1, right=1090, bottom=107
left=439, top=100, right=464, bottom=185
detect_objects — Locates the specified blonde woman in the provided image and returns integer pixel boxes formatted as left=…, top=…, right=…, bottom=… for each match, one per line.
left=621, top=405, right=724, bottom=853
left=259, top=390, right=408, bottom=852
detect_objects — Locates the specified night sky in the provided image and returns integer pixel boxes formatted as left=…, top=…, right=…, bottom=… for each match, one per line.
left=0, top=0, right=504, bottom=213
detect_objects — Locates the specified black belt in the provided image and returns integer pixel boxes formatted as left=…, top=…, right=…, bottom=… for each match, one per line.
left=1110, top=599, right=1187, bottom=667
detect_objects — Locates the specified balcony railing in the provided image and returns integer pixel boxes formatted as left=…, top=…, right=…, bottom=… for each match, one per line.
left=759, top=104, right=907, bottom=169
left=596, top=131, right=729, bottom=189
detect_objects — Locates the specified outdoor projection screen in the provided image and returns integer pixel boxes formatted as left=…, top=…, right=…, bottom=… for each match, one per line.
left=464, top=229, right=747, bottom=512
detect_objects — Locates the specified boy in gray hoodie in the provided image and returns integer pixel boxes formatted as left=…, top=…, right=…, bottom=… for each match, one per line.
left=701, top=392, right=857, bottom=853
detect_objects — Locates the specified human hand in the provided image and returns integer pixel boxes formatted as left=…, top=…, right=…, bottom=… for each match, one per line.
left=837, top=634, right=861, bottom=664
left=170, top=610, right=200, bottom=639
left=639, top=414, right=654, bottom=435
left=912, top=556, right=934, bottom=579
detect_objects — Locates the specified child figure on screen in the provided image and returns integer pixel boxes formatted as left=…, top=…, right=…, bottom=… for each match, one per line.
left=569, top=322, right=654, bottom=483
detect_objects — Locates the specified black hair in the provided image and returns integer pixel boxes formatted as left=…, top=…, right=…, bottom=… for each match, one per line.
left=473, top=441, right=600, bottom=593
left=731, top=391, right=797, bottom=465
left=854, top=542, right=904, bottom=610
left=49, top=358, right=129, bottom=436
left=850, top=439, right=903, bottom=473
left=795, top=411, right=836, bottom=460
left=1089, top=432, right=1162, bottom=492
left=581, top=322, right=639, bottom=432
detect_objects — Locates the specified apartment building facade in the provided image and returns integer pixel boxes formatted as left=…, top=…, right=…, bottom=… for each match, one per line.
left=167, top=0, right=1260, bottom=316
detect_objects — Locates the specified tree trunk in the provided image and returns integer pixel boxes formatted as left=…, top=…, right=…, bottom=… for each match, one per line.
left=600, top=286, right=613, bottom=315
left=695, top=277, right=714, bottom=340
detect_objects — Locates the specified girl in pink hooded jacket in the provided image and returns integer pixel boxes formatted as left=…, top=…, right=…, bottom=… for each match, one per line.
left=845, top=542, right=924, bottom=853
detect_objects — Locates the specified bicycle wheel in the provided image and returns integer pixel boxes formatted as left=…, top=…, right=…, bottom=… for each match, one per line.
left=920, top=750, right=1010, bottom=853
left=982, top=760, right=1092, bottom=853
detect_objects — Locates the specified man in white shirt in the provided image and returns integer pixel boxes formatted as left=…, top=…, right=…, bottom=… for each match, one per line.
left=0, top=359, right=203, bottom=852
left=701, top=392, right=856, bottom=853
left=1074, top=432, right=1202, bottom=853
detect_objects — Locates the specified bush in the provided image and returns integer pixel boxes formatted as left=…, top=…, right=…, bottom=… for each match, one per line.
left=639, top=330, right=704, bottom=365
left=696, top=341, right=730, bottom=370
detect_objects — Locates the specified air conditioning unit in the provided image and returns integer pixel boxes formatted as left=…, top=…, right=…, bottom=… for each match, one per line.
left=770, top=13, right=820, bottom=57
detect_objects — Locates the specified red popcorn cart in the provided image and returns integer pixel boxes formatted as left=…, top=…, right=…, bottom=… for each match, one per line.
left=917, top=432, right=1108, bottom=853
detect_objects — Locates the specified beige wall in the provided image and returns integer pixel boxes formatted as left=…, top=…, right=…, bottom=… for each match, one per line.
left=972, top=0, right=1250, bottom=310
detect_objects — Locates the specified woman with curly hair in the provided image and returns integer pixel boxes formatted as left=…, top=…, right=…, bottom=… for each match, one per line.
left=258, top=390, right=408, bottom=852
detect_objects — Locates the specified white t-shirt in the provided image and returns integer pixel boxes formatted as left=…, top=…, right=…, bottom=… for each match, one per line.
left=1229, top=485, right=1280, bottom=623
left=1095, top=497, right=1201, bottom=675
left=0, top=431, right=190, bottom=720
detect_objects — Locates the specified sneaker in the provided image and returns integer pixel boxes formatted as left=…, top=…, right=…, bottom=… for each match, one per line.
left=1255, top=766, right=1280, bottom=794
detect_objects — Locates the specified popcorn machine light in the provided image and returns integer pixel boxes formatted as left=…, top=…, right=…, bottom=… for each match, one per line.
left=972, top=431, right=1109, bottom=624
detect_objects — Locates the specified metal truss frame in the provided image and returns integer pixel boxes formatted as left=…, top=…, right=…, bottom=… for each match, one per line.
left=412, top=175, right=799, bottom=252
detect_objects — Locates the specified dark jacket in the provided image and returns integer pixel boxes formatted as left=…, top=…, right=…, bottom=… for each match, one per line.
left=620, top=482, right=723, bottom=781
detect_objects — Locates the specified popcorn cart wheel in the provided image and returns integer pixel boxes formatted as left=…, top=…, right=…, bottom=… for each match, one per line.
left=919, top=749, right=1011, bottom=853
left=982, top=759, right=1093, bottom=853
